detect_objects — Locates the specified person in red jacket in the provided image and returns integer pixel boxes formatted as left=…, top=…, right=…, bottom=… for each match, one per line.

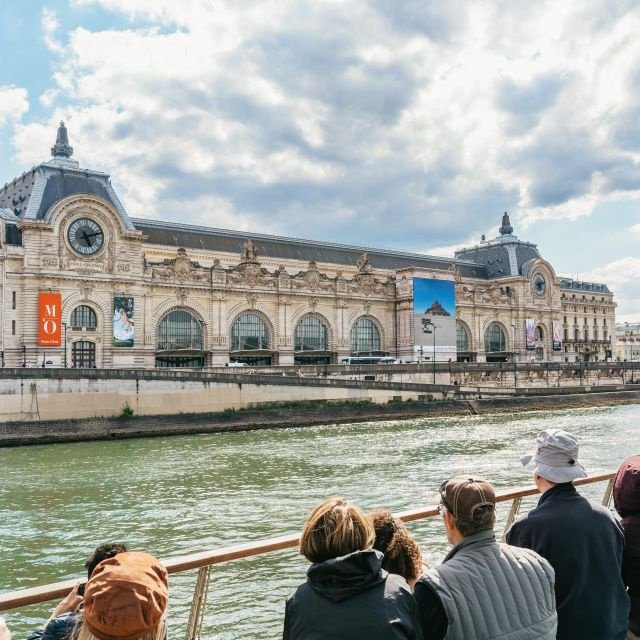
left=613, top=455, right=640, bottom=640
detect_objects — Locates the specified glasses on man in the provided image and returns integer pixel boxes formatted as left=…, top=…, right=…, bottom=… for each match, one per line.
left=438, top=480, right=455, bottom=516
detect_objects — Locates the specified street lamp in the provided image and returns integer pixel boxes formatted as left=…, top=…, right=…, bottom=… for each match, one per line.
left=423, top=320, right=438, bottom=385
left=62, top=322, right=68, bottom=368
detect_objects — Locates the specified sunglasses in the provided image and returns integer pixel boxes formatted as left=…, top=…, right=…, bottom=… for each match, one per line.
left=438, top=480, right=455, bottom=516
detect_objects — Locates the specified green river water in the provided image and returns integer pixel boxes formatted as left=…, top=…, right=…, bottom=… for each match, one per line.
left=1, top=404, right=638, bottom=639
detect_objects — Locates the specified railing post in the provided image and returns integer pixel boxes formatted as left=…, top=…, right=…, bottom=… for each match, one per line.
left=185, top=565, right=212, bottom=640
left=601, top=478, right=614, bottom=508
left=502, top=496, right=522, bottom=541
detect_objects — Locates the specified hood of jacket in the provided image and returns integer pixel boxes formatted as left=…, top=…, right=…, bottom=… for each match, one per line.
left=306, top=549, right=386, bottom=603
left=614, top=455, right=640, bottom=517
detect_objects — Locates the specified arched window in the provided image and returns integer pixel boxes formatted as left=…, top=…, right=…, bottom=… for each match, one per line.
left=231, top=313, right=270, bottom=351
left=295, top=315, right=329, bottom=351
left=157, top=310, right=203, bottom=351
left=70, top=305, right=97, bottom=328
left=72, top=341, right=95, bottom=368
left=484, top=323, right=506, bottom=353
left=351, top=317, right=381, bottom=353
left=456, top=322, right=470, bottom=351
left=534, top=326, right=544, bottom=341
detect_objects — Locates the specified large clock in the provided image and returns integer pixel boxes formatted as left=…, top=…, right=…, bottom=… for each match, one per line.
left=67, top=218, right=104, bottom=256
left=532, top=273, right=546, bottom=296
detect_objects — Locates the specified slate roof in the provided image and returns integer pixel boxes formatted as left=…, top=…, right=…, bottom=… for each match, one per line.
left=132, top=218, right=488, bottom=278
left=559, top=278, right=611, bottom=294
left=454, top=235, right=541, bottom=278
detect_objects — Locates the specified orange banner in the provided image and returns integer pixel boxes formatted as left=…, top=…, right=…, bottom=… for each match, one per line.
left=38, top=293, right=62, bottom=346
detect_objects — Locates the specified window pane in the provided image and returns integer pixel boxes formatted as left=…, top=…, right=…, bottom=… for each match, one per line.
left=351, top=318, right=380, bottom=353
left=231, top=313, right=270, bottom=351
left=72, top=341, right=95, bottom=368
left=157, top=310, right=203, bottom=351
left=295, top=315, right=328, bottom=351
left=484, top=323, right=506, bottom=352
left=70, top=305, right=97, bottom=328
left=456, top=323, right=469, bottom=351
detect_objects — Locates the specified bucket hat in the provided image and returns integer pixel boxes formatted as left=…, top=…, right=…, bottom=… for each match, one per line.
left=520, top=429, right=587, bottom=483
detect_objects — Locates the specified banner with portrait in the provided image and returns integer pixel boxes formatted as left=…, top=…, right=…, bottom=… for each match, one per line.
left=113, top=296, right=134, bottom=347
left=412, top=277, right=456, bottom=361
left=552, top=321, right=563, bottom=351
left=525, top=318, right=536, bottom=350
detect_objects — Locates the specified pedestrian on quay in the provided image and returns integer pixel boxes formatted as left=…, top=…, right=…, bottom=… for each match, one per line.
left=506, top=429, right=630, bottom=640
left=27, top=543, right=128, bottom=640
left=415, top=476, right=557, bottom=640
left=284, top=496, right=422, bottom=639
left=613, top=455, right=640, bottom=640
left=71, top=551, right=168, bottom=640
left=369, top=508, right=426, bottom=589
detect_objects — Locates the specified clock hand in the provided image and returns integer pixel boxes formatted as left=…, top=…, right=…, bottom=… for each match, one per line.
left=81, top=231, right=93, bottom=247
left=85, top=231, right=103, bottom=239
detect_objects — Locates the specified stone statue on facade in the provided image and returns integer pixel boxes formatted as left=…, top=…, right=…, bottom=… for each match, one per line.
left=240, top=239, right=259, bottom=263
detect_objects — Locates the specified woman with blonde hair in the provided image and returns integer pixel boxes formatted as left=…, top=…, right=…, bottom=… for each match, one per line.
left=73, top=552, right=168, bottom=640
left=284, top=497, right=422, bottom=639
left=369, top=508, right=426, bottom=589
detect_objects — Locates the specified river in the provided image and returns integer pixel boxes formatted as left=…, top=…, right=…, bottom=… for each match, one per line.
left=0, top=404, right=637, bottom=639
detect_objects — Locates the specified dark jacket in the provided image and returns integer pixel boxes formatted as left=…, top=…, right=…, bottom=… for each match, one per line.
left=283, top=549, right=422, bottom=639
left=506, top=483, right=629, bottom=640
left=613, top=455, right=640, bottom=635
left=26, top=612, right=79, bottom=640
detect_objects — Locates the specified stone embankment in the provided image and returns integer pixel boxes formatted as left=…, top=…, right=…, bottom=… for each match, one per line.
left=1, top=389, right=639, bottom=447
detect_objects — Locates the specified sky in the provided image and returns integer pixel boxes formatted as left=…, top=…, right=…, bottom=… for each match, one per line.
left=1, top=0, right=639, bottom=321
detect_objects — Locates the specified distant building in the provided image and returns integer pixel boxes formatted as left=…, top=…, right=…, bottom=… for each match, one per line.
left=0, top=123, right=616, bottom=368
left=615, top=322, right=640, bottom=361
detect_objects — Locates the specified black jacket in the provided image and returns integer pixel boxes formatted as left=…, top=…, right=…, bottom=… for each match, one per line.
left=283, top=549, right=422, bottom=639
left=506, top=483, right=629, bottom=640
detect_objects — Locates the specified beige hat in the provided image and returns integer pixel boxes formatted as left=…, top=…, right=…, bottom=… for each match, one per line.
left=520, top=429, right=587, bottom=483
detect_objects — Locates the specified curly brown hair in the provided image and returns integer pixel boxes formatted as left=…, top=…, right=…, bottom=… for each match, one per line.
left=368, top=509, right=425, bottom=582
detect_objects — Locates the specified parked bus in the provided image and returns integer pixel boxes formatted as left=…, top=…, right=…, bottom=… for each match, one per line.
left=341, top=356, right=396, bottom=365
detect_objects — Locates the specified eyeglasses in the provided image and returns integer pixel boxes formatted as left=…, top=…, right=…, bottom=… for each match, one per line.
left=438, top=480, right=455, bottom=516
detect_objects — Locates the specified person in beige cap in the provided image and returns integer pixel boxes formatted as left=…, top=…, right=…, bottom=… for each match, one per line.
left=507, top=429, right=630, bottom=640
left=415, top=476, right=557, bottom=640
left=74, top=551, right=168, bottom=640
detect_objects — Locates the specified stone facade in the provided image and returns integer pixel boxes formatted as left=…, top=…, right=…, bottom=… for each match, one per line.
left=615, top=322, right=640, bottom=362
left=0, top=125, right=616, bottom=368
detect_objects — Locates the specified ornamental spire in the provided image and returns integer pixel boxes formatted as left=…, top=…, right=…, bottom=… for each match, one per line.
left=51, top=121, right=74, bottom=158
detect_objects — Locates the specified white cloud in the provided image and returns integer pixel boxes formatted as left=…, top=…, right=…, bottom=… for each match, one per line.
left=0, top=86, right=29, bottom=129
left=41, top=7, right=64, bottom=54
left=585, top=257, right=640, bottom=323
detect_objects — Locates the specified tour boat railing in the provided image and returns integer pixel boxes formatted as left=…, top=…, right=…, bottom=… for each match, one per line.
left=0, top=471, right=616, bottom=639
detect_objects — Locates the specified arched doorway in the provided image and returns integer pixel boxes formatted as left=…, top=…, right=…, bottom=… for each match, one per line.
left=350, top=317, right=382, bottom=355
left=72, top=341, right=96, bottom=368
left=294, top=315, right=331, bottom=365
left=484, top=323, right=509, bottom=362
left=155, top=309, right=204, bottom=368
left=230, top=312, right=272, bottom=366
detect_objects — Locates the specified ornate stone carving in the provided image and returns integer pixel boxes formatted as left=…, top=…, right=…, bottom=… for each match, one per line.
left=356, top=252, right=373, bottom=274
left=308, top=296, right=318, bottom=311
left=247, top=292, right=258, bottom=308
left=292, top=261, right=334, bottom=292
left=240, top=239, right=259, bottom=263
left=227, top=261, right=274, bottom=288
left=150, top=248, right=210, bottom=282
left=212, top=257, right=226, bottom=284
left=79, top=282, right=94, bottom=299
left=176, top=288, right=188, bottom=305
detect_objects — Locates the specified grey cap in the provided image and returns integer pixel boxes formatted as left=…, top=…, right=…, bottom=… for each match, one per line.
left=520, top=429, right=587, bottom=483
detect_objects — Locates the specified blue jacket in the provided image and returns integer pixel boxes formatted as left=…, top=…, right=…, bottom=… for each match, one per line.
left=507, top=483, right=630, bottom=640
left=26, top=611, right=79, bottom=640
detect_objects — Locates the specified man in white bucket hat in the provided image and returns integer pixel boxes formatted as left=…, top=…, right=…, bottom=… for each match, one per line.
left=507, top=429, right=629, bottom=640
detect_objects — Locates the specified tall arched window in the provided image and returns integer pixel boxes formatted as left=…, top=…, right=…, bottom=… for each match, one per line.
left=295, top=315, right=329, bottom=351
left=157, top=310, right=203, bottom=351
left=351, top=317, right=381, bottom=353
left=231, top=313, right=270, bottom=351
left=70, top=305, right=97, bottom=328
left=456, top=322, right=470, bottom=351
left=534, top=326, right=544, bottom=341
left=484, top=323, right=506, bottom=353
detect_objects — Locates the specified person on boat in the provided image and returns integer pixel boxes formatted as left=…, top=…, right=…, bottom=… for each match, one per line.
left=506, top=429, right=630, bottom=640
left=283, top=496, right=422, bottom=639
left=613, top=455, right=640, bottom=640
left=71, top=551, right=168, bottom=640
left=27, top=543, right=128, bottom=640
left=414, top=476, right=557, bottom=640
left=368, top=508, right=425, bottom=589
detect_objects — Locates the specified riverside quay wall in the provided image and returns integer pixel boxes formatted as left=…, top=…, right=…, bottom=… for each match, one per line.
left=1, top=362, right=640, bottom=423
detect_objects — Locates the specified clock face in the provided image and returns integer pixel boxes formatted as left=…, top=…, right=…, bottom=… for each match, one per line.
left=533, top=273, right=546, bottom=296
left=68, top=218, right=104, bottom=256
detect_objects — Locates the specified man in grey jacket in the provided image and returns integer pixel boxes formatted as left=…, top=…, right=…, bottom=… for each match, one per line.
left=415, top=477, right=557, bottom=640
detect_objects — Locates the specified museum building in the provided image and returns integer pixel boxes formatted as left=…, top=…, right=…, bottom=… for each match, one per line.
left=0, top=124, right=616, bottom=368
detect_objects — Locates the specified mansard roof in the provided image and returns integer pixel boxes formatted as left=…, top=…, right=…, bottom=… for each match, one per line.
left=133, top=218, right=488, bottom=278
left=559, top=278, right=611, bottom=294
